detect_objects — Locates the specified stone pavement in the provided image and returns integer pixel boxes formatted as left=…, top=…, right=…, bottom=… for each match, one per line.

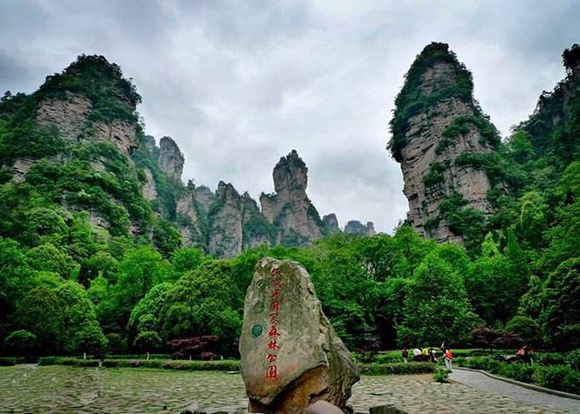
left=447, top=368, right=580, bottom=413
left=1, top=365, right=579, bottom=413
left=349, top=370, right=580, bottom=414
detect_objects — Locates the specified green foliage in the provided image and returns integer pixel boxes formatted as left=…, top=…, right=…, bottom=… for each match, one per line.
left=26, top=243, right=76, bottom=278
left=15, top=286, right=63, bottom=355
left=37, top=54, right=141, bottom=124
left=4, top=330, right=37, bottom=355
left=0, top=120, right=65, bottom=165
left=567, top=349, right=580, bottom=371
left=433, top=367, right=450, bottom=382
left=397, top=249, right=480, bottom=346
left=128, top=282, right=173, bottom=337
left=105, top=333, right=128, bottom=354
left=55, top=281, right=107, bottom=354
left=437, top=114, right=500, bottom=154
left=437, top=192, right=486, bottom=253
left=243, top=211, right=276, bottom=246
left=159, top=260, right=242, bottom=349
left=133, top=331, right=162, bottom=351
left=38, top=356, right=240, bottom=371
left=454, top=152, right=505, bottom=186
left=0, top=357, right=18, bottom=366
left=422, top=162, right=446, bottom=187
left=533, top=365, right=580, bottom=394
left=505, top=316, right=542, bottom=347
left=466, top=234, right=527, bottom=324
left=541, top=258, right=580, bottom=350
left=497, top=363, right=535, bottom=383
left=152, top=218, right=182, bottom=258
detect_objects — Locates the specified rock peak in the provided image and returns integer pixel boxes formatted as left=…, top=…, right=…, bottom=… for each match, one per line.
left=273, top=149, right=308, bottom=193
left=158, top=136, right=184, bottom=182
left=389, top=43, right=499, bottom=244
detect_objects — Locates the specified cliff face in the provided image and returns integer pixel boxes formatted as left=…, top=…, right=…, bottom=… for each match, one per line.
left=158, top=136, right=184, bottom=182
left=1, top=55, right=151, bottom=238
left=344, top=221, right=376, bottom=236
left=0, top=54, right=377, bottom=260
left=36, top=92, right=138, bottom=156
left=260, top=150, right=326, bottom=247
left=389, top=42, right=501, bottom=244
left=207, top=181, right=245, bottom=258
left=176, top=180, right=205, bottom=247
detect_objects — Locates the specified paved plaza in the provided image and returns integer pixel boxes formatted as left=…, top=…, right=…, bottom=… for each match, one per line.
left=0, top=365, right=579, bottom=413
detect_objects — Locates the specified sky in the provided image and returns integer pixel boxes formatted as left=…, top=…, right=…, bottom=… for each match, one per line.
left=1, top=0, right=578, bottom=234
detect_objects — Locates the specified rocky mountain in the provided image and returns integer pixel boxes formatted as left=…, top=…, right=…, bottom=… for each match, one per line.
left=0, top=55, right=373, bottom=259
left=388, top=42, right=502, bottom=246
left=260, top=150, right=326, bottom=246
left=344, top=220, right=376, bottom=236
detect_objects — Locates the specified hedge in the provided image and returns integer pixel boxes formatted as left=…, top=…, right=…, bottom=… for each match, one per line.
left=37, top=357, right=240, bottom=371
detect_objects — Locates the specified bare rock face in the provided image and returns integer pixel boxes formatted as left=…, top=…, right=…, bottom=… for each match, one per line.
left=207, top=183, right=274, bottom=258
left=195, top=185, right=216, bottom=215
left=158, top=136, right=184, bottom=182
left=389, top=42, right=500, bottom=243
left=176, top=180, right=205, bottom=247
left=36, top=92, right=138, bottom=155
left=344, top=220, right=376, bottom=236
left=239, top=257, right=359, bottom=414
left=207, top=181, right=244, bottom=258
left=141, top=134, right=157, bottom=155
left=322, top=214, right=340, bottom=235
left=260, top=150, right=325, bottom=247
left=142, top=168, right=158, bottom=201
left=36, top=92, right=92, bottom=142
left=241, top=192, right=274, bottom=250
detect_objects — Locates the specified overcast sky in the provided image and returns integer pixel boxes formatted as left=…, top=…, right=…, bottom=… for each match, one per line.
left=1, top=1, right=578, bottom=233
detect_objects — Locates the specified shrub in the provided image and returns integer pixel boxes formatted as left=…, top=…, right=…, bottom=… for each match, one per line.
left=433, top=367, right=450, bottom=383
left=533, top=365, right=572, bottom=392
left=0, top=357, right=17, bottom=366
left=4, top=330, right=37, bottom=355
left=105, top=333, right=127, bottom=354
left=566, top=349, right=580, bottom=371
left=562, top=370, right=580, bottom=395
left=497, top=363, right=535, bottom=383
left=455, top=356, right=501, bottom=372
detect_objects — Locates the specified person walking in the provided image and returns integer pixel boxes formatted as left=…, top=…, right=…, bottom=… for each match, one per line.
left=444, top=347, right=454, bottom=371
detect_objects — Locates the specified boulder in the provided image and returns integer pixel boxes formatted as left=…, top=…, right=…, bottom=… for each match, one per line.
left=239, top=257, right=359, bottom=414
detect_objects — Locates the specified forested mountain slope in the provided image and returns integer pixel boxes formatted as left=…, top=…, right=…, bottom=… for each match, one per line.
left=0, top=45, right=578, bottom=358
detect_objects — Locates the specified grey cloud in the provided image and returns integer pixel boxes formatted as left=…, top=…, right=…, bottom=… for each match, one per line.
left=1, top=0, right=579, bottom=233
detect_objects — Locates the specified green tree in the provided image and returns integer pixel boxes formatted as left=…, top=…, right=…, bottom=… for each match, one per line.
left=398, top=252, right=480, bottom=346
left=55, top=281, right=106, bottom=354
left=466, top=234, right=523, bottom=325
left=0, top=237, right=35, bottom=329
left=541, top=258, right=580, bottom=350
left=4, top=330, right=37, bottom=356
left=111, top=246, right=171, bottom=328
left=505, top=315, right=542, bottom=347
left=128, top=282, right=173, bottom=339
left=15, top=286, right=63, bottom=354
left=25, top=243, right=76, bottom=279
left=159, top=261, right=242, bottom=350
left=133, top=331, right=162, bottom=355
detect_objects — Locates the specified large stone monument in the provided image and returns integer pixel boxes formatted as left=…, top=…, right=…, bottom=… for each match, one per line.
left=239, top=257, right=360, bottom=414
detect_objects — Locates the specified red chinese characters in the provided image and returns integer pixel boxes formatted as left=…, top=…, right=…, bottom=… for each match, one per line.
left=266, top=267, right=282, bottom=379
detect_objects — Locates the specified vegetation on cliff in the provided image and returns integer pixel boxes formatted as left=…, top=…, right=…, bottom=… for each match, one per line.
left=0, top=47, right=578, bottom=374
